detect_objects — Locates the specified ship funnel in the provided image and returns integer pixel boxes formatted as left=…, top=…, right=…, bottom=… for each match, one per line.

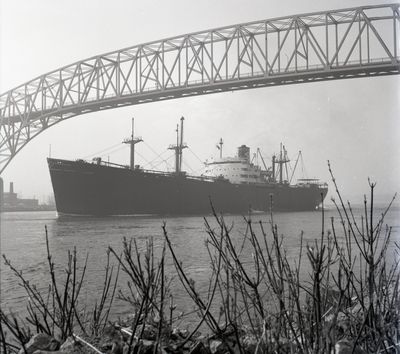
left=238, top=145, right=250, bottom=162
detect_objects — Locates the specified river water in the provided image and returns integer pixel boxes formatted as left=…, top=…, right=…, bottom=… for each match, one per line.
left=1, top=204, right=399, bottom=327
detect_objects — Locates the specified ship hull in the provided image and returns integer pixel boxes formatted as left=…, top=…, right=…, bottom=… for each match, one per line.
left=48, top=158, right=327, bottom=216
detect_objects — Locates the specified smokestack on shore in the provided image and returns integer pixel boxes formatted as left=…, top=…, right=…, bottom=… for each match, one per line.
left=0, top=178, right=3, bottom=209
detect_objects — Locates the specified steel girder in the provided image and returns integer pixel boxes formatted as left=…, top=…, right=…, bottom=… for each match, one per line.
left=1, top=3, right=399, bottom=173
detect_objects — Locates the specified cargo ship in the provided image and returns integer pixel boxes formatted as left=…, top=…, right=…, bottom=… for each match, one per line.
left=47, top=117, right=328, bottom=216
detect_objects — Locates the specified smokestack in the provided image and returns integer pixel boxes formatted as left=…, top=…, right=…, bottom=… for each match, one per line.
left=179, top=117, right=184, bottom=171
left=10, top=182, right=14, bottom=194
left=0, top=177, right=3, bottom=208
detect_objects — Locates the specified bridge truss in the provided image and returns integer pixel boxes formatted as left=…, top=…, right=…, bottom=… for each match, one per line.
left=1, top=3, right=399, bottom=173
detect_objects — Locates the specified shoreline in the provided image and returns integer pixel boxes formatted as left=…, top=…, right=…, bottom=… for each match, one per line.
left=1, top=183, right=399, bottom=353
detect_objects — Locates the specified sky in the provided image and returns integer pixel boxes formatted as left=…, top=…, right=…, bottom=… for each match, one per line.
left=0, top=0, right=399, bottom=205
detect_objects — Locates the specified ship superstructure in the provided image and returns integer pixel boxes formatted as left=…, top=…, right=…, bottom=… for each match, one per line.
left=203, top=145, right=266, bottom=185
left=47, top=117, right=328, bottom=216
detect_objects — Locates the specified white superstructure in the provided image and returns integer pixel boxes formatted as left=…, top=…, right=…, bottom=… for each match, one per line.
left=203, top=145, right=266, bottom=185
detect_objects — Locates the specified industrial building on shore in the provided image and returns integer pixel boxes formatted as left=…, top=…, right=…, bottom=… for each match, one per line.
left=0, top=178, right=55, bottom=212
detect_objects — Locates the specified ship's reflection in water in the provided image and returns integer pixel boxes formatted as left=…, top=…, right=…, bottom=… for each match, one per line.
left=1, top=206, right=399, bottom=326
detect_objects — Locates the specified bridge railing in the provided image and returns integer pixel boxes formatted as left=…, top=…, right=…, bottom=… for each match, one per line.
left=8, top=56, right=397, bottom=113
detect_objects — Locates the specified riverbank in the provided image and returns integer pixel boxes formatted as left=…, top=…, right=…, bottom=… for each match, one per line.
left=0, top=205, right=56, bottom=213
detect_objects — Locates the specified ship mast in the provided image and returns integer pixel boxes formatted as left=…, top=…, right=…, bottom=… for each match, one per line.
left=280, top=144, right=283, bottom=184
left=217, top=138, right=223, bottom=159
left=168, top=117, right=187, bottom=174
left=123, top=118, right=143, bottom=170
left=272, top=155, right=276, bottom=182
left=272, top=143, right=290, bottom=184
left=179, top=117, right=185, bottom=171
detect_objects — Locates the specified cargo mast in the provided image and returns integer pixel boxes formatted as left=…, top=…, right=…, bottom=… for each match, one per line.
left=169, top=117, right=187, bottom=173
left=123, top=118, right=143, bottom=170
left=217, top=138, right=223, bottom=159
left=272, top=143, right=290, bottom=184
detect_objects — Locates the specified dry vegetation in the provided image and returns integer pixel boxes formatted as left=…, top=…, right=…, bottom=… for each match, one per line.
left=1, top=167, right=399, bottom=353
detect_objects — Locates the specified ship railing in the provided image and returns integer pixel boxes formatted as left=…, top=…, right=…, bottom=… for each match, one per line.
left=88, top=159, right=131, bottom=169
left=185, top=174, right=227, bottom=183
left=295, top=179, right=328, bottom=188
left=83, top=158, right=328, bottom=187
left=88, top=158, right=219, bottom=181
left=140, top=169, right=221, bottom=182
left=95, top=161, right=173, bottom=175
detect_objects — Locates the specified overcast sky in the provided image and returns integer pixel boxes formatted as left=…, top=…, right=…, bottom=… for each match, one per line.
left=0, top=0, right=399, bottom=204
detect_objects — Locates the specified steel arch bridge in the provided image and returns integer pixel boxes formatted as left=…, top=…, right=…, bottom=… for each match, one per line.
left=1, top=4, right=399, bottom=174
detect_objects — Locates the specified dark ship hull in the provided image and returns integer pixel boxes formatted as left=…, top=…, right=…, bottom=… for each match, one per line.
left=48, top=158, right=328, bottom=216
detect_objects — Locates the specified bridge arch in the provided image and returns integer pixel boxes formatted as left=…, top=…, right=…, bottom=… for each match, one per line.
left=0, top=3, right=399, bottom=173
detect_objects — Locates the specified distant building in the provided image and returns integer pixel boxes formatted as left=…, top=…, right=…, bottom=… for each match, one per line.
left=0, top=181, right=39, bottom=211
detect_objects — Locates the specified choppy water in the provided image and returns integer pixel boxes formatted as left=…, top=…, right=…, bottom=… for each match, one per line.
left=1, top=204, right=399, bottom=326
